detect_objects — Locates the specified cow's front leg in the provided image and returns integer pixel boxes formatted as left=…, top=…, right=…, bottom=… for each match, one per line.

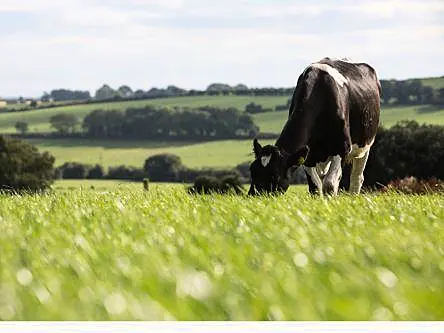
left=349, top=150, right=369, bottom=194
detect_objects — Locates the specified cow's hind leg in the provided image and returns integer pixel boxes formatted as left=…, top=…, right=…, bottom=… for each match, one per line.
left=349, top=150, right=370, bottom=194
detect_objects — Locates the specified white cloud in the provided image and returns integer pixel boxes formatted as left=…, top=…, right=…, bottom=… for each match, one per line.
left=0, top=0, right=443, bottom=96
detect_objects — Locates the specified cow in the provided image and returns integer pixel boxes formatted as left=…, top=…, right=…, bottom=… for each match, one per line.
left=248, top=57, right=381, bottom=196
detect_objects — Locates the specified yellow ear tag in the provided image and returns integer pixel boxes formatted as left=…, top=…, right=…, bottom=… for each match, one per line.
left=298, top=157, right=305, bottom=165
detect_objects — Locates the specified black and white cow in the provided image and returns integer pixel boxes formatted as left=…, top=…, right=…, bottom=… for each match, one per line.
left=248, top=57, right=381, bottom=196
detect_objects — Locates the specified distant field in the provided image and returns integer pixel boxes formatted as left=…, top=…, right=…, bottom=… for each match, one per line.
left=421, top=76, right=444, bottom=90
left=26, top=138, right=274, bottom=168
left=17, top=103, right=444, bottom=169
left=0, top=96, right=287, bottom=134
left=3, top=95, right=444, bottom=169
left=256, top=105, right=444, bottom=133
left=1, top=95, right=443, bottom=134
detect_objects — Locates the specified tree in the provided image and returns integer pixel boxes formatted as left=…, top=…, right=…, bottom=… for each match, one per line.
left=118, top=85, right=133, bottom=98
left=0, top=136, right=55, bottom=192
left=107, top=165, right=145, bottom=180
left=166, top=85, right=186, bottom=96
left=206, top=83, right=232, bottom=94
left=143, top=154, right=184, bottom=182
left=133, top=89, right=145, bottom=98
left=87, top=164, right=105, bottom=179
left=237, top=114, right=259, bottom=137
left=50, top=113, right=79, bottom=135
left=350, top=121, right=444, bottom=190
left=50, top=89, right=90, bottom=101
left=234, top=84, right=248, bottom=91
left=57, top=162, right=92, bottom=179
left=434, top=88, right=444, bottom=106
left=41, top=92, right=51, bottom=102
left=245, top=102, right=264, bottom=114
left=15, top=121, right=29, bottom=135
left=95, top=84, right=117, bottom=100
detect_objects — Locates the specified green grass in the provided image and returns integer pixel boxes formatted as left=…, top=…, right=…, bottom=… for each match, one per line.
left=421, top=76, right=444, bottom=90
left=0, top=96, right=287, bottom=134
left=0, top=186, right=443, bottom=320
left=22, top=104, right=444, bottom=169
left=255, top=105, right=444, bottom=133
left=1, top=96, right=443, bottom=135
left=52, top=179, right=187, bottom=191
left=25, top=138, right=275, bottom=168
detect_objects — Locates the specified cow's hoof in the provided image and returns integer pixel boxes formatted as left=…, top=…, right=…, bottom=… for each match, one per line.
left=323, top=182, right=338, bottom=196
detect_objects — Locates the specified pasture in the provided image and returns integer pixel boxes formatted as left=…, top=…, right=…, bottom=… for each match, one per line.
left=254, top=105, right=444, bottom=133
left=4, top=97, right=443, bottom=170
left=25, top=138, right=275, bottom=168
left=0, top=184, right=443, bottom=320
left=1, top=96, right=444, bottom=134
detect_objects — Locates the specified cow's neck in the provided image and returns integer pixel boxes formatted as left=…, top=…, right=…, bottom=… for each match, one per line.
left=275, top=103, right=320, bottom=155
left=275, top=67, right=322, bottom=154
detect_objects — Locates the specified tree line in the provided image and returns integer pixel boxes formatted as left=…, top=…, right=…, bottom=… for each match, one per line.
left=3, top=78, right=443, bottom=116
left=47, top=105, right=260, bottom=139
left=52, top=79, right=444, bottom=107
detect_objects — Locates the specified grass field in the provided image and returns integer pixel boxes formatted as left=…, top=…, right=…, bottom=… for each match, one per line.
left=421, top=76, right=444, bottom=90
left=1, top=185, right=443, bottom=320
left=1, top=95, right=444, bottom=134
left=2, top=95, right=444, bottom=169
left=52, top=179, right=187, bottom=191
left=26, top=138, right=275, bottom=168
left=255, top=105, right=444, bottom=133
left=22, top=104, right=444, bottom=169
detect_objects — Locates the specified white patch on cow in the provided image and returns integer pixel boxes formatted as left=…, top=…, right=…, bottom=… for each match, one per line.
left=346, top=138, right=375, bottom=162
left=261, top=154, right=272, bottom=167
left=311, top=63, right=348, bottom=87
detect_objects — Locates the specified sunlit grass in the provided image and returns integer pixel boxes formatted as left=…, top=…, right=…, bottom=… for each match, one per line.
left=0, top=185, right=443, bottom=320
left=24, top=138, right=273, bottom=168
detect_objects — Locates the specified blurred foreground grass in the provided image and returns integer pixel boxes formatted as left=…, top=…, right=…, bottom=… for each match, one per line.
left=0, top=185, right=443, bottom=320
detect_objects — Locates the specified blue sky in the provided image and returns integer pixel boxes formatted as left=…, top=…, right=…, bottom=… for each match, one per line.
left=0, top=0, right=443, bottom=97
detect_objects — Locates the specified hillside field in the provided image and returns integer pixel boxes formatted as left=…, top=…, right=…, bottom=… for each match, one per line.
left=1, top=95, right=444, bottom=169
left=25, top=138, right=275, bottom=168
left=421, top=76, right=444, bottom=90
left=1, top=185, right=443, bottom=320
left=1, top=96, right=444, bottom=134
left=0, top=96, right=287, bottom=134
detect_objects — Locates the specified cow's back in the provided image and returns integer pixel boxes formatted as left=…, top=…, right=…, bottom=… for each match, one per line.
left=277, top=58, right=381, bottom=166
left=318, top=58, right=381, bottom=147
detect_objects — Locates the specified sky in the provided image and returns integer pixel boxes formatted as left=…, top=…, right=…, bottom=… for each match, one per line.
left=0, top=0, right=443, bottom=97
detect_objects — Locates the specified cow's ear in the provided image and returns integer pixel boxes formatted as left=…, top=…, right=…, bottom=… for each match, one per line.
left=253, top=138, right=262, bottom=158
left=286, top=146, right=309, bottom=168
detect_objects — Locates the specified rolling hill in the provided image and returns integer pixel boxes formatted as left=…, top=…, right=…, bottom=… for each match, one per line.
left=1, top=96, right=444, bottom=134
left=1, top=92, right=444, bottom=169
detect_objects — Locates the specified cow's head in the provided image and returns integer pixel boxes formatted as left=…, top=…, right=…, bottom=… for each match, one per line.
left=248, top=139, right=309, bottom=195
